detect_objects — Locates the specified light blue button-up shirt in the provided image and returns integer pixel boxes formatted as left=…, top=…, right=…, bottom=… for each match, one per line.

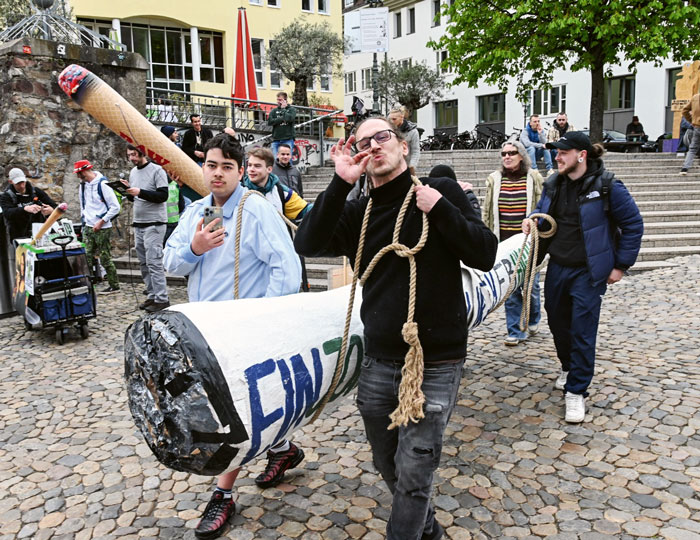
left=163, top=184, right=301, bottom=302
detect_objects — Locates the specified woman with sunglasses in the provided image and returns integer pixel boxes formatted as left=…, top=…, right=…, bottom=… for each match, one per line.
left=483, top=140, right=544, bottom=346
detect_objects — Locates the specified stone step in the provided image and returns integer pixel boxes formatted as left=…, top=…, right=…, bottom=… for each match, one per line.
left=641, top=233, right=700, bottom=248
left=643, top=220, right=700, bottom=233
left=641, top=209, right=700, bottom=222
left=636, top=200, right=700, bottom=211
left=116, top=267, right=187, bottom=286
left=625, top=190, right=700, bottom=201
left=636, top=245, right=700, bottom=261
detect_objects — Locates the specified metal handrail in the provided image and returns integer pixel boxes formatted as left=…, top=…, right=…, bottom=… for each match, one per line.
left=145, top=87, right=344, bottom=164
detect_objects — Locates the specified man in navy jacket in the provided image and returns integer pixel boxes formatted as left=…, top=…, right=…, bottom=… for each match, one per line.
left=523, top=131, right=643, bottom=424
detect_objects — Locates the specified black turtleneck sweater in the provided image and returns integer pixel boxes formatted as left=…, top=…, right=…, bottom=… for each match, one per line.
left=294, top=169, right=498, bottom=363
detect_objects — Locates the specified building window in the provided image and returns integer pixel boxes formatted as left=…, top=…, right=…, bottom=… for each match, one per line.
left=267, top=0, right=279, bottom=6
left=250, top=0, right=262, bottom=4
left=320, top=60, right=331, bottom=92
left=361, top=67, right=372, bottom=91
left=251, top=38, right=264, bottom=87
left=604, top=75, right=635, bottom=110
left=436, top=50, right=450, bottom=74
left=528, top=85, right=566, bottom=117
left=344, top=0, right=354, bottom=5
left=435, top=100, right=458, bottom=129
left=394, top=12, right=401, bottom=38
left=268, top=40, right=282, bottom=88
left=81, top=19, right=224, bottom=90
left=407, top=8, right=415, bottom=34
left=478, top=93, right=505, bottom=123
left=307, top=77, right=315, bottom=91
left=345, top=72, right=357, bottom=94
left=318, top=0, right=329, bottom=13
left=667, top=67, right=682, bottom=106
left=302, top=0, right=312, bottom=11
left=432, top=0, right=441, bottom=26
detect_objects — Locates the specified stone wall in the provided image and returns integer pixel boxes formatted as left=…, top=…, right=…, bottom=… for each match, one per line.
left=0, top=37, right=148, bottom=252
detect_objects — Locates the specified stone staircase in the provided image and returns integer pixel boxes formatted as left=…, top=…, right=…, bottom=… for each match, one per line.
left=301, top=151, right=700, bottom=286
left=113, top=151, right=700, bottom=291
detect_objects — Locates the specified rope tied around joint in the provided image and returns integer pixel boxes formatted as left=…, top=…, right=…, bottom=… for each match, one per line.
left=493, top=213, right=557, bottom=330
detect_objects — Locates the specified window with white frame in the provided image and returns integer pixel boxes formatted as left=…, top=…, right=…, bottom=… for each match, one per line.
left=361, top=67, right=372, bottom=91
left=394, top=12, right=401, bottom=38
left=251, top=38, right=264, bottom=87
left=436, top=50, right=450, bottom=74
left=344, top=0, right=354, bottom=6
left=267, top=0, right=279, bottom=6
left=268, top=40, right=282, bottom=88
left=318, top=0, right=329, bottom=14
left=603, top=76, right=634, bottom=110
left=302, top=0, right=312, bottom=11
left=432, top=0, right=441, bottom=26
left=529, top=85, right=567, bottom=116
left=80, top=19, right=224, bottom=90
left=345, top=72, right=357, bottom=94
left=307, top=77, right=315, bottom=91
left=407, top=8, right=416, bottom=34
left=320, top=61, right=331, bottom=91
left=250, top=0, right=262, bottom=5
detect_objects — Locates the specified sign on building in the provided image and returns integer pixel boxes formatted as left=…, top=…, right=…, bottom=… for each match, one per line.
left=344, top=8, right=390, bottom=54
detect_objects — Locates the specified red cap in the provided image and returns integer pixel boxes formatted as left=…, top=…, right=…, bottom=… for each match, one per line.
left=74, top=160, right=93, bottom=173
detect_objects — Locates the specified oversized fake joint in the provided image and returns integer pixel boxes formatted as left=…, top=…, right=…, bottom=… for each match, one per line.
left=125, top=234, right=534, bottom=475
left=57, top=64, right=208, bottom=197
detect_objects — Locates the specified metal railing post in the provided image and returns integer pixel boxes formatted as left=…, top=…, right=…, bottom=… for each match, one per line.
left=319, top=117, right=325, bottom=166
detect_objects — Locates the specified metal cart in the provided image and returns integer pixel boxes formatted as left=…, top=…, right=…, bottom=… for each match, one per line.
left=14, top=234, right=96, bottom=344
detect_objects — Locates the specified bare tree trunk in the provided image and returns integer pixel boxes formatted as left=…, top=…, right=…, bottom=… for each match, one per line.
left=589, top=60, right=605, bottom=144
left=293, top=77, right=309, bottom=107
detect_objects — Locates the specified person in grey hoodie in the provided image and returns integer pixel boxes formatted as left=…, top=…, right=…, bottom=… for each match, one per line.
left=388, top=107, right=421, bottom=170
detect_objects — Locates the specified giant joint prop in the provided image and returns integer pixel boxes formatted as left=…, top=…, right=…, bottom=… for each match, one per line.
left=57, top=64, right=208, bottom=196
left=124, top=234, right=532, bottom=476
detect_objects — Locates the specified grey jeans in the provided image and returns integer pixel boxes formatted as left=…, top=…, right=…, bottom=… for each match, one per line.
left=683, top=128, right=700, bottom=170
left=356, top=356, right=464, bottom=540
left=134, top=225, right=168, bottom=303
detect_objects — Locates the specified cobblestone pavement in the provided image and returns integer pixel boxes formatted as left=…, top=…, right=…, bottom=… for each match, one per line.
left=1, top=256, right=700, bottom=540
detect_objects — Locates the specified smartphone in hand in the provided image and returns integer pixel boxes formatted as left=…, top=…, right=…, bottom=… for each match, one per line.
left=203, top=206, right=224, bottom=231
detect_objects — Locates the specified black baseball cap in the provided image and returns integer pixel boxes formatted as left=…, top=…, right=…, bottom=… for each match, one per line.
left=546, top=131, right=594, bottom=152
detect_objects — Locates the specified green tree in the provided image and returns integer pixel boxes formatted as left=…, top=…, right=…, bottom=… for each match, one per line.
left=268, top=18, right=345, bottom=107
left=377, top=60, right=445, bottom=117
left=0, top=0, right=31, bottom=30
left=429, top=1, right=700, bottom=142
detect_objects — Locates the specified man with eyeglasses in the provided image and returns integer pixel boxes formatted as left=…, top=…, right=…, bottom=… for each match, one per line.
left=295, top=117, right=498, bottom=540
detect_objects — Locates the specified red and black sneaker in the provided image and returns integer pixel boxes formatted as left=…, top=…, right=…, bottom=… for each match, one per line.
left=255, top=442, right=305, bottom=488
left=194, top=490, right=236, bottom=539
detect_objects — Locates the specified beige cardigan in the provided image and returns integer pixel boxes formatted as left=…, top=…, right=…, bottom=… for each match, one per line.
left=482, top=169, right=544, bottom=241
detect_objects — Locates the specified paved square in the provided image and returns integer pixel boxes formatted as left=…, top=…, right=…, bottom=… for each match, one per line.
left=1, top=257, right=699, bottom=539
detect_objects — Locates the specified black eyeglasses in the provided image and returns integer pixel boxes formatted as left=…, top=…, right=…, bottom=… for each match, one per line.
left=354, top=129, right=397, bottom=152
left=501, top=150, right=519, bottom=157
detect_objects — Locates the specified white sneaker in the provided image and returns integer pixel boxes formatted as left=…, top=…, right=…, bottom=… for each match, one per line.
left=528, top=323, right=539, bottom=335
left=565, top=392, right=585, bottom=423
left=504, top=336, right=522, bottom=346
left=554, top=369, right=568, bottom=390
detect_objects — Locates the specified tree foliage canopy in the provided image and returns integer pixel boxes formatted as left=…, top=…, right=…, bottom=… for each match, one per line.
left=268, top=18, right=345, bottom=107
left=377, top=60, right=445, bottom=116
left=0, top=0, right=31, bottom=30
left=429, top=0, right=700, bottom=140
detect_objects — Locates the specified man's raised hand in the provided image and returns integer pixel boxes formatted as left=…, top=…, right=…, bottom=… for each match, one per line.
left=191, top=217, right=225, bottom=256
left=331, top=136, right=370, bottom=185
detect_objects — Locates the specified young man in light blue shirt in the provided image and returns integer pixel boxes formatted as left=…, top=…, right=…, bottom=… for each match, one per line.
left=163, top=133, right=304, bottom=539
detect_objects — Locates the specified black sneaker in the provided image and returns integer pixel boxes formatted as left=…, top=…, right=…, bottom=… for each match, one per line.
left=255, top=442, right=305, bottom=488
left=195, top=491, right=236, bottom=539
left=138, top=298, right=155, bottom=310
left=99, top=285, right=120, bottom=294
left=145, top=301, right=170, bottom=313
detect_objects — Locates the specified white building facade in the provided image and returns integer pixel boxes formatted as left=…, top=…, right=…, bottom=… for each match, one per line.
left=343, top=0, right=686, bottom=141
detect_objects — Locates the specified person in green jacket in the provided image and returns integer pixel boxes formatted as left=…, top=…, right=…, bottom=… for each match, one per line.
left=268, top=91, right=296, bottom=157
